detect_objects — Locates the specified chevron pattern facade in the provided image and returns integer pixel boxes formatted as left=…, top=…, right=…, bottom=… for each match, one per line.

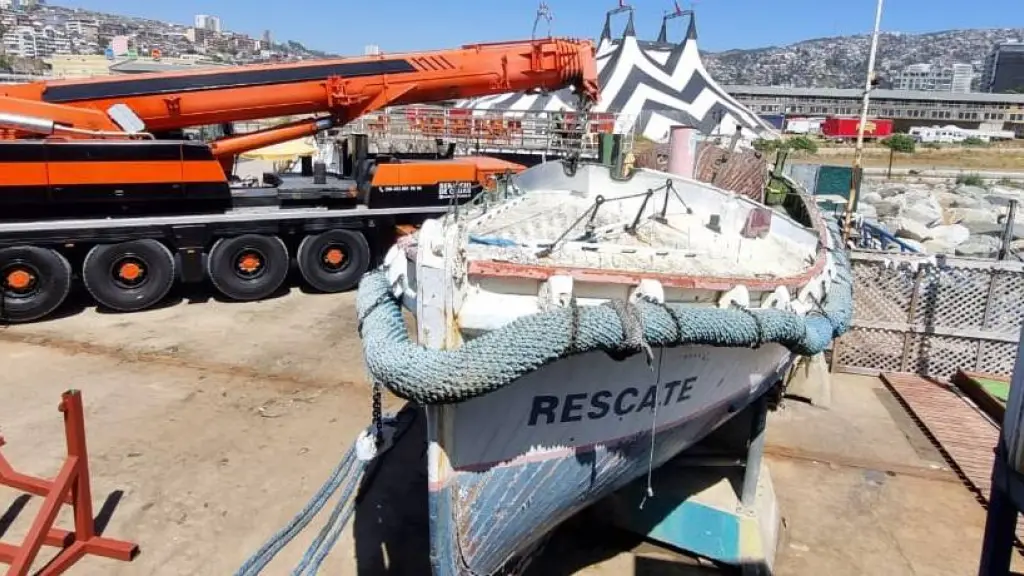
left=454, top=11, right=778, bottom=142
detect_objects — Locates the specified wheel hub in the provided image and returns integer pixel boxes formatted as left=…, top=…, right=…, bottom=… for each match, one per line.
left=110, top=256, right=148, bottom=289
left=235, top=250, right=266, bottom=278
left=3, top=266, right=37, bottom=296
left=321, top=245, right=347, bottom=271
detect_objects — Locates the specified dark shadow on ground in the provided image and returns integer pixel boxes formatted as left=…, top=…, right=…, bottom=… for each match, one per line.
left=352, top=405, right=431, bottom=576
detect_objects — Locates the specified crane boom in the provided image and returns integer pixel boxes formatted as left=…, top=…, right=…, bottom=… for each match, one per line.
left=0, top=35, right=602, bottom=324
left=1, top=38, right=598, bottom=157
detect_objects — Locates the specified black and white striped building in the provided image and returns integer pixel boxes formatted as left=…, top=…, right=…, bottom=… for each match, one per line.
left=454, top=10, right=778, bottom=142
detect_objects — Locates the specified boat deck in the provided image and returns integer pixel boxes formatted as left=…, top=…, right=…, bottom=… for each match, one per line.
left=463, top=189, right=818, bottom=280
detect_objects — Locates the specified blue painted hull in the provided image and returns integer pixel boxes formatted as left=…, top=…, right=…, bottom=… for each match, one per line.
left=426, top=357, right=791, bottom=575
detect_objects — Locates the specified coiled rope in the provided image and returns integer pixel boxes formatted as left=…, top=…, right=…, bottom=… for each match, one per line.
left=234, top=429, right=374, bottom=576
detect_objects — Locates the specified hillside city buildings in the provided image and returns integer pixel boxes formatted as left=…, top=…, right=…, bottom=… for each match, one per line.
left=0, top=2, right=323, bottom=76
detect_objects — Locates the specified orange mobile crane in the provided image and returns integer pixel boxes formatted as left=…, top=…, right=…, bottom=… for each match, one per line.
left=0, top=38, right=598, bottom=322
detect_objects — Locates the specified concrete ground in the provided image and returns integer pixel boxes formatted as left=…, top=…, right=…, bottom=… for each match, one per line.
left=0, top=283, right=1020, bottom=575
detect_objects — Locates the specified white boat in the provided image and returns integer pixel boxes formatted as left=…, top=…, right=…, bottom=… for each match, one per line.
left=356, top=159, right=852, bottom=574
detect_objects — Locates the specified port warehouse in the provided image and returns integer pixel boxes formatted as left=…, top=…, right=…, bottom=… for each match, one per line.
left=725, top=84, right=1024, bottom=137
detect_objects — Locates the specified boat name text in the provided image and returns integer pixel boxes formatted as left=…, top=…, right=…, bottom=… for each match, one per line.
left=527, top=378, right=697, bottom=426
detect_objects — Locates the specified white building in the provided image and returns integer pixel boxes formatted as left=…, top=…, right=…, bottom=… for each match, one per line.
left=194, top=14, right=221, bottom=33
left=909, top=124, right=1015, bottom=143
left=895, top=63, right=975, bottom=93
left=2, top=25, right=39, bottom=58
left=950, top=64, right=975, bottom=93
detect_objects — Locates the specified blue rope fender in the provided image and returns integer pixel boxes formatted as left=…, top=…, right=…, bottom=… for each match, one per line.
left=357, top=222, right=854, bottom=405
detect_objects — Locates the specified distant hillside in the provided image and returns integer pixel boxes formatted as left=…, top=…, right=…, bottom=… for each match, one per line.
left=702, top=28, right=1024, bottom=88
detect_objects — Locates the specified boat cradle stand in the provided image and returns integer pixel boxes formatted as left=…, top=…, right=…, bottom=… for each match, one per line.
left=597, top=392, right=779, bottom=574
left=0, top=390, right=139, bottom=575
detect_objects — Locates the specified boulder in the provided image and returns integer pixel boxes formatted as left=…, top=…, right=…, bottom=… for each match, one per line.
left=927, top=224, right=970, bottom=247
left=985, top=195, right=1017, bottom=207
left=954, top=185, right=988, bottom=198
left=895, top=218, right=932, bottom=242
left=946, top=207, right=998, bottom=226
left=933, top=191, right=961, bottom=209
left=1001, top=222, right=1024, bottom=240
left=989, top=186, right=1024, bottom=199
left=955, top=235, right=1002, bottom=258
left=951, top=195, right=988, bottom=209
left=860, top=191, right=884, bottom=204
left=876, top=184, right=906, bottom=199
left=856, top=203, right=878, bottom=219
left=874, top=198, right=905, bottom=218
left=903, top=196, right=943, bottom=226
left=962, top=221, right=1004, bottom=237
left=923, top=239, right=957, bottom=255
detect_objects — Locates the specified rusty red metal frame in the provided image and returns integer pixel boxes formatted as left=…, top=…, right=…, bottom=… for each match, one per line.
left=0, top=390, right=138, bottom=575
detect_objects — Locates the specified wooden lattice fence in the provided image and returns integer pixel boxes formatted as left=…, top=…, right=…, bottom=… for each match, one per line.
left=833, top=251, right=1024, bottom=380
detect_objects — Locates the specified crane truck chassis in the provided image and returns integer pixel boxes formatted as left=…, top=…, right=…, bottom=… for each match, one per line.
left=0, top=37, right=599, bottom=323
left=0, top=134, right=524, bottom=322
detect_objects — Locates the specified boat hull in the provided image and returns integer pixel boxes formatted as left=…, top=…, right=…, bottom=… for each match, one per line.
left=426, top=342, right=793, bottom=575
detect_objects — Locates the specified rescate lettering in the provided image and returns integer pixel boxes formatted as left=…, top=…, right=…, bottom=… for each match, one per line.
left=527, top=377, right=698, bottom=427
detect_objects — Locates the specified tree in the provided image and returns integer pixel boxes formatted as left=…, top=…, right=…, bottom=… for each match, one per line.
left=881, top=133, right=916, bottom=154
left=787, top=135, right=818, bottom=154
left=881, top=133, right=916, bottom=179
left=751, top=138, right=781, bottom=154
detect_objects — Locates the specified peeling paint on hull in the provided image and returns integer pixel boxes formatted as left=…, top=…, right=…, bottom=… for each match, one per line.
left=426, top=344, right=794, bottom=575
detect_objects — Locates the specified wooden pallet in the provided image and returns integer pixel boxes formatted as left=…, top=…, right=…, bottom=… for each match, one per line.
left=881, top=372, right=1024, bottom=545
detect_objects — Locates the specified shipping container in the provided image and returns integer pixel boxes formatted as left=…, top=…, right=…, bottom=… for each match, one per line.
left=759, top=114, right=786, bottom=130
left=820, top=117, right=893, bottom=139
left=784, top=117, right=825, bottom=135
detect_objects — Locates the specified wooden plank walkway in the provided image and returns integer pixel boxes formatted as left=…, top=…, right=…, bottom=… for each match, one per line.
left=881, top=372, right=1024, bottom=545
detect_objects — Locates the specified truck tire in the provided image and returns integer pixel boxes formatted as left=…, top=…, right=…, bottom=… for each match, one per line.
left=82, top=240, right=177, bottom=312
left=0, top=246, right=72, bottom=323
left=207, top=234, right=289, bottom=301
left=296, top=229, right=370, bottom=293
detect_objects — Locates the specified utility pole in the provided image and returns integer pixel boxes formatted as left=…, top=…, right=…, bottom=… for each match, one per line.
left=842, top=0, right=884, bottom=243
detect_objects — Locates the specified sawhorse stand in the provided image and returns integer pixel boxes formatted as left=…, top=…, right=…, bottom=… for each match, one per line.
left=0, top=390, right=139, bottom=575
left=601, top=393, right=780, bottom=575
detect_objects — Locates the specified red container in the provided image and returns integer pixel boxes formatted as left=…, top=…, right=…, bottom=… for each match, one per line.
left=821, top=117, right=893, bottom=139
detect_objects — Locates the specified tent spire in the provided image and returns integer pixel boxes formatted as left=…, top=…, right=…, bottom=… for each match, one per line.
left=600, top=13, right=612, bottom=43
left=658, top=3, right=692, bottom=45
left=686, top=11, right=698, bottom=42
left=623, top=10, right=636, bottom=37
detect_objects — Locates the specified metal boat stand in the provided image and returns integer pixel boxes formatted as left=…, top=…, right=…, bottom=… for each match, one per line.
left=0, top=390, right=139, bottom=575
left=599, top=392, right=780, bottom=575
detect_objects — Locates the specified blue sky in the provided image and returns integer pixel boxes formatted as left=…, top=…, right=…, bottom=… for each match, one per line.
left=58, top=0, right=1024, bottom=55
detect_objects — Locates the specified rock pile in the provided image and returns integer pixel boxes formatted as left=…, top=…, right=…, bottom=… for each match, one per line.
left=856, top=179, right=1024, bottom=259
